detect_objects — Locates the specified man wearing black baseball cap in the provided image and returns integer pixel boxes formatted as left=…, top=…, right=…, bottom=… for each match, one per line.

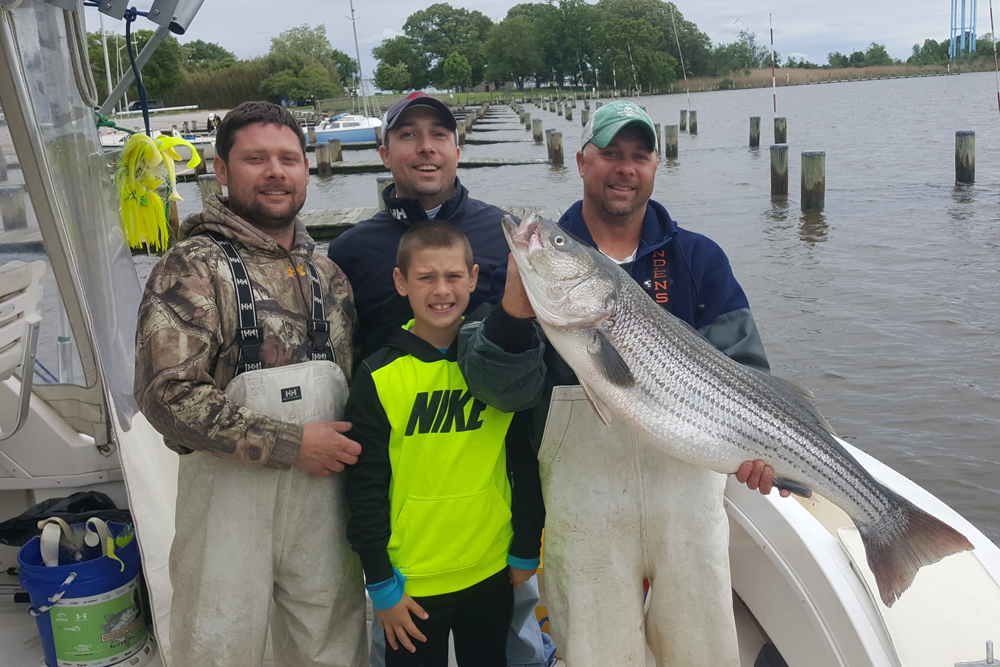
left=329, top=92, right=556, bottom=667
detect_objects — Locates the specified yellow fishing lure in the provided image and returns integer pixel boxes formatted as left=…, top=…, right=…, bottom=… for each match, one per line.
left=115, top=133, right=202, bottom=251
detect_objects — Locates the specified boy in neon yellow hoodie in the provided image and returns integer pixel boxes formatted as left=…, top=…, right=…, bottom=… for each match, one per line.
left=345, top=221, right=544, bottom=666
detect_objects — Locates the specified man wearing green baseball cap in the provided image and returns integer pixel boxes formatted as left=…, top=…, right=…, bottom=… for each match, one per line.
left=459, top=99, right=774, bottom=666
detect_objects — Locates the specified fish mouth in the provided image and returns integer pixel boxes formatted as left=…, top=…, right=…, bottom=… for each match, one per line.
left=502, top=213, right=540, bottom=250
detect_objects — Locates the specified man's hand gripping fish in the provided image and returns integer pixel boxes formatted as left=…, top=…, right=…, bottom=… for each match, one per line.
left=501, top=212, right=973, bottom=607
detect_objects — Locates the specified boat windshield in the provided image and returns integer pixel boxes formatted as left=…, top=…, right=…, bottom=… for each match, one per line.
left=0, top=3, right=145, bottom=440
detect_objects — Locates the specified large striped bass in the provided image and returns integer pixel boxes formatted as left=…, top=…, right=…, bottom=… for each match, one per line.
left=502, top=212, right=973, bottom=607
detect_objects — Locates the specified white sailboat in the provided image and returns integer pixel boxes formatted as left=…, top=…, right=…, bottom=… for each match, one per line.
left=0, top=3, right=996, bottom=667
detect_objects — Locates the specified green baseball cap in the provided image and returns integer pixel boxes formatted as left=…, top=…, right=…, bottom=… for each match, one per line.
left=581, top=101, right=657, bottom=150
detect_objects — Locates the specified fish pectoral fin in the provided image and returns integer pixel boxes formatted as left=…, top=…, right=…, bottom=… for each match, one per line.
left=772, top=477, right=813, bottom=498
left=579, top=379, right=612, bottom=426
left=751, top=369, right=838, bottom=436
left=589, top=330, right=635, bottom=388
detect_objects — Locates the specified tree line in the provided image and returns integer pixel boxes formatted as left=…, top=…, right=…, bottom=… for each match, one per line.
left=86, top=1, right=1000, bottom=110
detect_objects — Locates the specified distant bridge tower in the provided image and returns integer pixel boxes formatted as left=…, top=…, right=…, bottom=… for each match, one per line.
left=950, top=0, right=979, bottom=59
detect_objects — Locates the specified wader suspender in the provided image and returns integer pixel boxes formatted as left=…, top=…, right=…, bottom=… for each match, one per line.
left=207, top=232, right=335, bottom=377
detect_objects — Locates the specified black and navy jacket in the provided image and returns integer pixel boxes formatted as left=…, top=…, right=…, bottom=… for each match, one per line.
left=328, top=179, right=510, bottom=365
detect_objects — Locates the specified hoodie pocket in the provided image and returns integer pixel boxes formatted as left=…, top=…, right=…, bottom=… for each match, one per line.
left=389, top=487, right=512, bottom=579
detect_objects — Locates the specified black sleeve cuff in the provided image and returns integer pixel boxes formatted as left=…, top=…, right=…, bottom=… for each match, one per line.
left=482, top=301, right=536, bottom=353
left=358, top=548, right=395, bottom=585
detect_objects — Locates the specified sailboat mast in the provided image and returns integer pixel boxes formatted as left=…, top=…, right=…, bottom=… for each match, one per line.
left=348, top=0, right=370, bottom=118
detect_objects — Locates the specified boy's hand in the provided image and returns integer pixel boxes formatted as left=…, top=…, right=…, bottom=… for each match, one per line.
left=296, top=421, right=361, bottom=476
left=376, top=594, right=429, bottom=653
left=501, top=254, right=536, bottom=319
left=509, top=566, right=537, bottom=588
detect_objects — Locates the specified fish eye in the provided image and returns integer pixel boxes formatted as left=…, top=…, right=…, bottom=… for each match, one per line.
left=553, top=235, right=566, bottom=247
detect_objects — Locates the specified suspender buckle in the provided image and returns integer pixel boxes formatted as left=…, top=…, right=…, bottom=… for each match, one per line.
left=308, top=319, right=332, bottom=361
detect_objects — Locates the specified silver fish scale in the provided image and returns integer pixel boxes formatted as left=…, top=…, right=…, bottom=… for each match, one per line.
left=585, top=275, right=893, bottom=524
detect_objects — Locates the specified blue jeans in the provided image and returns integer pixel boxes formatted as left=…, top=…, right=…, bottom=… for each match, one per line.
left=369, top=575, right=556, bottom=667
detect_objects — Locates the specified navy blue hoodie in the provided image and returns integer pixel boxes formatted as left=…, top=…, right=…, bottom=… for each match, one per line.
left=328, top=178, right=509, bottom=364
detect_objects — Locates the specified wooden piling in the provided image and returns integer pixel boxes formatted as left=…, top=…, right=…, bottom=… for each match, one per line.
left=663, top=125, right=679, bottom=158
left=195, top=148, right=208, bottom=176
left=0, top=184, right=27, bottom=230
left=689, top=111, right=698, bottom=135
left=308, top=127, right=317, bottom=145
left=374, top=125, right=383, bottom=146
left=750, top=116, right=761, bottom=148
left=183, top=121, right=190, bottom=133
left=329, top=138, right=343, bottom=162
left=774, top=117, right=787, bottom=144
left=770, top=144, right=789, bottom=197
left=584, top=99, right=590, bottom=110
left=524, top=112, right=531, bottom=131
left=565, top=106, right=573, bottom=121
left=680, top=109, right=688, bottom=132
left=581, top=109, right=589, bottom=126
left=801, top=151, right=826, bottom=211
left=376, top=176, right=394, bottom=210
left=0, top=150, right=7, bottom=182
left=191, top=120, right=198, bottom=132
left=457, top=119, right=466, bottom=146
left=548, top=130, right=564, bottom=165
left=955, top=131, right=975, bottom=184
left=532, top=118, right=543, bottom=144
left=197, top=174, right=223, bottom=205
left=653, top=123, right=661, bottom=155
left=316, top=142, right=332, bottom=177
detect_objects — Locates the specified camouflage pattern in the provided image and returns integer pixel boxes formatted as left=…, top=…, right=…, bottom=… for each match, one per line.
left=135, top=195, right=356, bottom=467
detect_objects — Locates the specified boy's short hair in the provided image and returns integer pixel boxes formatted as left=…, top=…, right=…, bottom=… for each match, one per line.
left=396, top=221, right=474, bottom=276
left=215, top=101, right=306, bottom=162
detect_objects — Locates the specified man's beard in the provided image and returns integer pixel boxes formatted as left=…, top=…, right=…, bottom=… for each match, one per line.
left=598, top=194, right=639, bottom=224
left=228, top=191, right=303, bottom=233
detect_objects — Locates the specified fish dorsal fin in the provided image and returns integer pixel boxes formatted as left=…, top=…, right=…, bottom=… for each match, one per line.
left=589, top=330, right=635, bottom=388
left=579, top=379, right=612, bottom=426
left=751, top=369, right=837, bottom=436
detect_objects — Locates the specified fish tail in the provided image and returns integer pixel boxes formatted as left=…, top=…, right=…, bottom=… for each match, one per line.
left=859, top=489, right=973, bottom=607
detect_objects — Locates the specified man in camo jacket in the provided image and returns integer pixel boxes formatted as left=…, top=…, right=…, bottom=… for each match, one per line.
left=135, top=101, right=367, bottom=667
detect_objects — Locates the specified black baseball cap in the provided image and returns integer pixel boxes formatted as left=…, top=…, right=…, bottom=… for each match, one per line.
left=382, top=92, right=457, bottom=134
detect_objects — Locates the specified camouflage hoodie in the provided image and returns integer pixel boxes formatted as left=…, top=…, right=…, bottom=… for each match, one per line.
left=134, top=195, right=356, bottom=467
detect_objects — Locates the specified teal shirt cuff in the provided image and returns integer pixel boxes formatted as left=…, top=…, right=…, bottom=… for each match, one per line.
left=366, top=567, right=407, bottom=610
left=507, top=554, right=540, bottom=570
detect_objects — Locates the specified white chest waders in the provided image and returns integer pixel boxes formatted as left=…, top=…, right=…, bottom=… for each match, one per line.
left=167, top=234, right=367, bottom=667
left=537, top=386, right=739, bottom=667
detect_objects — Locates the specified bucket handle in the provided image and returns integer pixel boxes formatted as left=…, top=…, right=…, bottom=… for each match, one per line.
left=28, top=572, right=77, bottom=617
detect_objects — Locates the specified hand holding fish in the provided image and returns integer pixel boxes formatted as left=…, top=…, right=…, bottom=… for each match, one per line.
left=736, top=460, right=792, bottom=497
left=501, top=254, right=536, bottom=319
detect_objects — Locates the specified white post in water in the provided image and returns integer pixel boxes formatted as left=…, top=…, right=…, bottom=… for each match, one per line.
left=663, top=125, right=679, bottom=158
left=457, top=119, right=466, bottom=146
left=653, top=122, right=661, bottom=155
left=801, top=151, right=826, bottom=211
left=374, top=125, right=383, bottom=146
left=565, top=106, right=573, bottom=121
left=680, top=109, right=688, bottom=131
left=198, top=174, right=223, bottom=205
left=750, top=116, right=761, bottom=148
left=770, top=144, right=789, bottom=196
left=581, top=109, right=590, bottom=126
left=0, top=184, right=27, bottom=230
left=315, top=142, right=332, bottom=177
left=532, top=118, right=543, bottom=144
left=376, top=175, right=394, bottom=210
left=774, top=117, right=787, bottom=143
left=330, top=138, right=343, bottom=162
left=548, top=130, right=564, bottom=165
left=308, top=126, right=317, bottom=145
left=955, top=131, right=975, bottom=184
left=689, top=110, right=698, bottom=135
left=524, top=112, right=531, bottom=131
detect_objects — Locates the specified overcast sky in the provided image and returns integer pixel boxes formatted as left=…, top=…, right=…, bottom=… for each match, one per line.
left=84, top=0, right=987, bottom=74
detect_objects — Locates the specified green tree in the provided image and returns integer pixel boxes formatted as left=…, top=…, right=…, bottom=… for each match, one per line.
left=259, top=69, right=305, bottom=102
left=443, top=52, right=472, bottom=91
left=709, top=30, right=771, bottom=75
left=267, top=24, right=349, bottom=92
left=485, top=17, right=544, bottom=89
left=330, top=49, right=359, bottom=86
left=594, top=0, right=712, bottom=78
left=373, top=35, right=432, bottom=90
left=864, top=42, right=893, bottom=66
left=848, top=50, right=866, bottom=67
left=403, top=4, right=493, bottom=86
left=827, top=51, right=850, bottom=68
left=181, top=39, right=236, bottom=70
left=374, top=61, right=412, bottom=93
left=591, top=19, right=677, bottom=90
left=88, top=30, right=185, bottom=99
